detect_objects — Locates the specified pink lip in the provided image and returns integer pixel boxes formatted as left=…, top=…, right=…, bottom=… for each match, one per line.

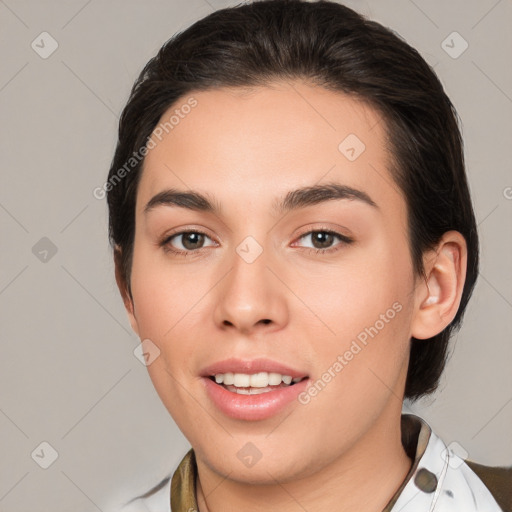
left=200, top=358, right=310, bottom=421
left=202, top=376, right=310, bottom=421
left=200, top=357, right=308, bottom=379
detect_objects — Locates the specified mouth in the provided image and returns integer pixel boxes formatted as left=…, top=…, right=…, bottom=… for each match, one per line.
left=199, top=357, right=310, bottom=420
left=208, top=372, right=308, bottom=395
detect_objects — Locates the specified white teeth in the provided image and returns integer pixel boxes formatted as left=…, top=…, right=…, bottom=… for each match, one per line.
left=233, top=373, right=251, bottom=387
left=225, top=386, right=275, bottom=395
left=250, top=372, right=269, bottom=387
left=212, top=371, right=302, bottom=388
left=268, top=372, right=282, bottom=386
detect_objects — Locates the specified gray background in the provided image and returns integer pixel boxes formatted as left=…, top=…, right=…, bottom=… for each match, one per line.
left=1, top=0, right=511, bottom=510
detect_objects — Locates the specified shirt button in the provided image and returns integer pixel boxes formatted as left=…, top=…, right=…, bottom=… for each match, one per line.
left=414, top=468, right=438, bottom=493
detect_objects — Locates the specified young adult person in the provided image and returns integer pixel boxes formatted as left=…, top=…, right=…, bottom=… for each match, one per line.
left=105, top=1, right=511, bottom=510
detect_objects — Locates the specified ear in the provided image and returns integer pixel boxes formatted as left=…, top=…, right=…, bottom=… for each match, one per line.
left=114, top=246, right=140, bottom=337
left=411, top=231, right=468, bottom=340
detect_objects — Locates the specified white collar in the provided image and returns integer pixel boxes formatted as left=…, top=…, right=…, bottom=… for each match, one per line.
left=389, top=415, right=502, bottom=511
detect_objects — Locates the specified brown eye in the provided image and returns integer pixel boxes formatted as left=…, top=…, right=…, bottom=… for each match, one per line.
left=162, top=230, right=216, bottom=255
left=310, top=231, right=335, bottom=249
left=295, top=229, right=354, bottom=254
left=180, top=232, right=206, bottom=250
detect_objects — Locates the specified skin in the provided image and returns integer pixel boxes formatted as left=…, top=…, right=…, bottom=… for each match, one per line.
left=116, top=80, right=467, bottom=512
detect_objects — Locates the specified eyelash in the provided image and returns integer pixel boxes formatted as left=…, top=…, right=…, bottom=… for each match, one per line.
left=160, top=228, right=354, bottom=257
left=295, top=229, right=354, bottom=254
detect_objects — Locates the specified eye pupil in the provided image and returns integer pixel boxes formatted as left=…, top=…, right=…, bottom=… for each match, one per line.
left=182, top=232, right=204, bottom=250
left=312, top=232, right=334, bottom=249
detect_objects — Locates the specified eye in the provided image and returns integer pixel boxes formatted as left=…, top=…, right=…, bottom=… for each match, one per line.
left=160, top=228, right=352, bottom=256
left=294, top=229, right=353, bottom=253
left=161, top=230, right=216, bottom=255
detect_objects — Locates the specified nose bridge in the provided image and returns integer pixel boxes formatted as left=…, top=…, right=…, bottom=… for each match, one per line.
left=213, top=234, right=287, bottom=332
left=234, top=236, right=269, bottom=290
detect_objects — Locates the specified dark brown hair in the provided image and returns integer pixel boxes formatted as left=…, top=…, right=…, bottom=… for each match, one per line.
left=106, top=0, right=479, bottom=400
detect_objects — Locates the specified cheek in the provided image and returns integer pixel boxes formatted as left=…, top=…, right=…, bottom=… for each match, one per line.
left=128, top=245, right=202, bottom=392
left=129, top=249, right=206, bottom=425
left=302, top=241, right=415, bottom=394
left=130, top=239, right=198, bottom=338
left=301, top=244, right=413, bottom=341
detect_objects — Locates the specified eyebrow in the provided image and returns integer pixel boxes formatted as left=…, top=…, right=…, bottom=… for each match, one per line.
left=143, top=182, right=377, bottom=216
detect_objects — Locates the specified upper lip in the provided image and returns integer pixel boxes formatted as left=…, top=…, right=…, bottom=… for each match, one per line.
left=200, top=358, right=309, bottom=379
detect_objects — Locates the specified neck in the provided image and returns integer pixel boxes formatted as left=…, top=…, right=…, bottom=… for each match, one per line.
left=195, top=409, right=413, bottom=512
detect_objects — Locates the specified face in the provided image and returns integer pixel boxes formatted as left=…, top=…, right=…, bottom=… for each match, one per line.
left=124, top=80, right=422, bottom=483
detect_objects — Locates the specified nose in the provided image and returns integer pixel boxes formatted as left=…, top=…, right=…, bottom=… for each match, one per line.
left=213, top=242, right=288, bottom=335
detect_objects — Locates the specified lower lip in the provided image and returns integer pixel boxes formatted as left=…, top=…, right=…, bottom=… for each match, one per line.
left=202, top=377, right=309, bottom=421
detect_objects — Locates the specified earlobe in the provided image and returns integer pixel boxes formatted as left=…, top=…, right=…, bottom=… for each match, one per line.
left=411, top=231, right=467, bottom=340
left=114, top=246, right=140, bottom=337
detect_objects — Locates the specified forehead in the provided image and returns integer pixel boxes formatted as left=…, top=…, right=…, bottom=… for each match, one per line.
left=137, top=80, right=400, bottom=215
